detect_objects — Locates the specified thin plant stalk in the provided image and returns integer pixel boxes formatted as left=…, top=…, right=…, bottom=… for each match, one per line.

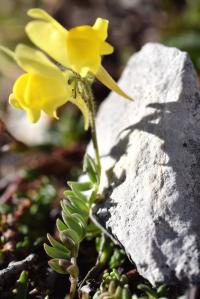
left=79, top=234, right=111, bottom=291
left=69, top=257, right=78, bottom=299
left=85, top=83, right=101, bottom=177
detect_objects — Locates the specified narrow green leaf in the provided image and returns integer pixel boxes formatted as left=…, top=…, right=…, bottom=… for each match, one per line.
left=137, top=284, right=157, bottom=298
left=114, top=286, right=123, bottom=299
left=86, top=223, right=101, bottom=239
left=61, top=211, right=85, bottom=240
left=71, top=196, right=89, bottom=213
left=61, top=206, right=87, bottom=227
left=44, top=243, right=69, bottom=259
left=67, top=182, right=87, bottom=202
left=72, top=213, right=87, bottom=228
left=14, top=271, right=28, bottom=299
left=48, top=259, right=67, bottom=275
left=64, top=191, right=89, bottom=213
left=157, top=284, right=167, bottom=296
left=84, top=155, right=99, bottom=185
left=63, top=190, right=74, bottom=197
left=87, top=154, right=98, bottom=170
left=67, top=181, right=92, bottom=191
left=61, top=200, right=87, bottom=217
left=122, top=285, right=131, bottom=299
left=59, top=228, right=80, bottom=245
left=56, top=218, right=68, bottom=232
left=88, top=189, right=98, bottom=205
left=61, top=200, right=88, bottom=221
left=17, top=270, right=28, bottom=284
left=47, top=233, right=70, bottom=253
left=61, top=200, right=71, bottom=216
left=59, top=231, right=78, bottom=255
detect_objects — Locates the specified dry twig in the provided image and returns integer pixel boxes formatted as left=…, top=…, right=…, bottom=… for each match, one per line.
left=0, top=254, right=37, bottom=287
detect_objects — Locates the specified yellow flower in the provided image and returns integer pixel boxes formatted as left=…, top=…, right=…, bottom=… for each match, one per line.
left=0, top=44, right=89, bottom=128
left=26, top=9, right=132, bottom=100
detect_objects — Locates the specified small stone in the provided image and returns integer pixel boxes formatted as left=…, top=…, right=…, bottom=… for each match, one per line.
left=90, top=43, right=200, bottom=285
left=6, top=107, right=50, bottom=146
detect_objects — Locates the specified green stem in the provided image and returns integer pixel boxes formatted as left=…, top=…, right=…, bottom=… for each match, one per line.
left=69, top=276, right=77, bottom=299
left=69, top=257, right=78, bottom=299
left=85, top=84, right=101, bottom=177
left=78, top=234, right=111, bottom=290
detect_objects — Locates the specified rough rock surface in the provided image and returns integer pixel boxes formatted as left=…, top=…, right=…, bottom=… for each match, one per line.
left=91, top=43, right=200, bottom=285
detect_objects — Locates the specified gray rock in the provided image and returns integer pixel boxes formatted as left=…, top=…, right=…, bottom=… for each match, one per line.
left=90, top=43, right=200, bottom=285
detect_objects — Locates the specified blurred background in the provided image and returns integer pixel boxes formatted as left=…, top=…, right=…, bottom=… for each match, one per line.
left=1, top=1, right=200, bottom=297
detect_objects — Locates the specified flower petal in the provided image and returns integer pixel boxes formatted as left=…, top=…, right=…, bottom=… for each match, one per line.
left=12, top=72, right=73, bottom=123
left=13, top=74, right=28, bottom=108
left=27, top=8, right=67, bottom=35
left=66, top=26, right=101, bottom=75
left=96, top=65, right=132, bottom=100
left=26, top=21, right=68, bottom=67
left=15, top=44, right=60, bottom=77
left=26, top=108, right=41, bottom=123
left=9, top=93, right=22, bottom=109
left=42, top=97, right=68, bottom=119
left=93, top=18, right=109, bottom=40
left=26, top=10, right=114, bottom=77
left=100, top=42, right=114, bottom=55
left=69, top=94, right=89, bottom=130
left=42, top=107, right=58, bottom=119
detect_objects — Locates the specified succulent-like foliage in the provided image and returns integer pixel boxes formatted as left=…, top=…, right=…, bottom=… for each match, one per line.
left=93, top=269, right=131, bottom=299
left=44, top=154, right=100, bottom=285
left=13, top=271, right=28, bottom=299
left=93, top=270, right=170, bottom=299
left=137, top=284, right=168, bottom=299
